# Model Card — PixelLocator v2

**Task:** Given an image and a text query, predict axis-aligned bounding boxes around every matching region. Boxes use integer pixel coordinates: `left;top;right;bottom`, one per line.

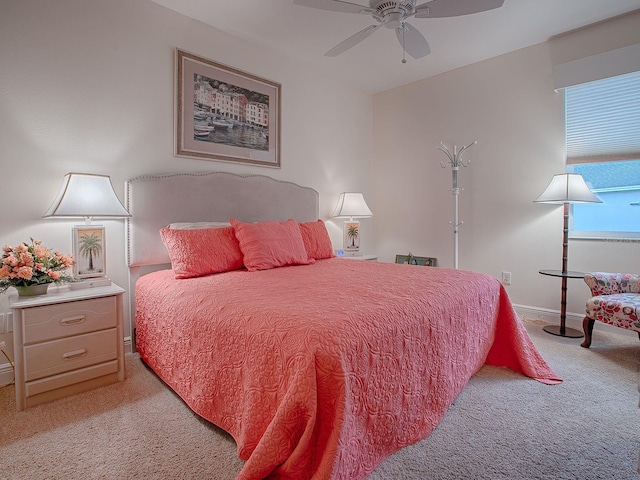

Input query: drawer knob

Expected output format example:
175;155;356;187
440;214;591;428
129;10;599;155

62;349;87;361
60;315;86;326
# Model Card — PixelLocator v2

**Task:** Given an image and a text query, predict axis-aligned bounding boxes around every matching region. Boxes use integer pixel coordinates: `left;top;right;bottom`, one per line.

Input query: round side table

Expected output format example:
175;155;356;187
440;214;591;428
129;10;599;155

539;269;585;338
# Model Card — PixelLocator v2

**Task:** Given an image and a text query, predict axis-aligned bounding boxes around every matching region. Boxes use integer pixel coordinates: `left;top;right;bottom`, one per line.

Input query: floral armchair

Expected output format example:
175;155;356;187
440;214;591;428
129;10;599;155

581;272;640;348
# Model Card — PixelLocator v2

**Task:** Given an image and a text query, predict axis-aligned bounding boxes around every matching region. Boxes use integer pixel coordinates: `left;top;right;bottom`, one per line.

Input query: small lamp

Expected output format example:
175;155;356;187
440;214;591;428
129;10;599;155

44;173;131;285
331;192;373;256
534;173;601;337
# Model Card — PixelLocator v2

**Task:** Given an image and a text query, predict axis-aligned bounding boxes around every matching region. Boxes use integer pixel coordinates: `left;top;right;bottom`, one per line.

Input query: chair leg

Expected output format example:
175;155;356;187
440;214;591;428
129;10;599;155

581;316;595;348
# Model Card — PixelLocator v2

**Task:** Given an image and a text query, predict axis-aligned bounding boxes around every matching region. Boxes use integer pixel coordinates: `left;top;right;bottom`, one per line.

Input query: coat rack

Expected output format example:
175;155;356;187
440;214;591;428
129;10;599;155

438;141;476;270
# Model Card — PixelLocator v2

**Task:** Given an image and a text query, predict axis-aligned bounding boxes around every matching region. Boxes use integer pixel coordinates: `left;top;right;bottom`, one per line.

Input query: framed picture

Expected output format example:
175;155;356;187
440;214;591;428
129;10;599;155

73;226;106;279
343;221;360;251
395;254;437;267
175;48;281;168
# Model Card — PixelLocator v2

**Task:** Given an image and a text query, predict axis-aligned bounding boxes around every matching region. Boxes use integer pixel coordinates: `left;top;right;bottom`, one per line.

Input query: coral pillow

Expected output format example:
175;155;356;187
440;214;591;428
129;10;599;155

230;218;312;271
299;220;335;260
160;226;244;279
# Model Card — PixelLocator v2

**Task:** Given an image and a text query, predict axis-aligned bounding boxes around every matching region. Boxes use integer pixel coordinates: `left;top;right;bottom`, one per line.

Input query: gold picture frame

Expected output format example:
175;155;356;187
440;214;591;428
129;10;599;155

175;49;281;168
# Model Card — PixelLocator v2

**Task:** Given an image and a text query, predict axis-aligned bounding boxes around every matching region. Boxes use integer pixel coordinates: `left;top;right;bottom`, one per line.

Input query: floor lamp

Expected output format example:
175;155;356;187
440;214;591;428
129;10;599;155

534;173;601;337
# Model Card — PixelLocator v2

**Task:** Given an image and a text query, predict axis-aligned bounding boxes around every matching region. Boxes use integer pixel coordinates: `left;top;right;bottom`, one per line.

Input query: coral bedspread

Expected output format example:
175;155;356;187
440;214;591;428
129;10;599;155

135;258;560;479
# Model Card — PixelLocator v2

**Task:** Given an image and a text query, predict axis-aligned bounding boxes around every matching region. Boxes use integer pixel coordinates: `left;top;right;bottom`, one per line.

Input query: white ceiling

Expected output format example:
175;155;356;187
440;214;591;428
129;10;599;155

151;0;640;93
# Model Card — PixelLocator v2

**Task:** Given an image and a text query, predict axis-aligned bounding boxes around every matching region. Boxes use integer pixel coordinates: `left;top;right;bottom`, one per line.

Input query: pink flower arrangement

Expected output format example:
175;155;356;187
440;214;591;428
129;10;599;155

0;239;75;294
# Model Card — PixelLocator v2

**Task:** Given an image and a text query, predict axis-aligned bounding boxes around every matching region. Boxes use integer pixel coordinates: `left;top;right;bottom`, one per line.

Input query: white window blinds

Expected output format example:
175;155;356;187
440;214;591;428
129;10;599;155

565;70;640;164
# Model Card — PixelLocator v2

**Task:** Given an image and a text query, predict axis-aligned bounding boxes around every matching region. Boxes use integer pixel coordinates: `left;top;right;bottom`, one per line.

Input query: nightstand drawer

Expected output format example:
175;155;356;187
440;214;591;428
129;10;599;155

25;360;119;398
24;328;118;381
22;296;117;344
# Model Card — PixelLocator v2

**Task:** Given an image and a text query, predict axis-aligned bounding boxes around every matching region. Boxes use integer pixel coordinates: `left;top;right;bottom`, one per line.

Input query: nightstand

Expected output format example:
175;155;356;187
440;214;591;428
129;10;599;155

11;283;125;411
337;254;378;261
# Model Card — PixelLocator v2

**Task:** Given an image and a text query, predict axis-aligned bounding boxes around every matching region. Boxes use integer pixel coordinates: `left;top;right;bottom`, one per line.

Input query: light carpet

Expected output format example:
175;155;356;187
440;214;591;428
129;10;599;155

0;321;638;479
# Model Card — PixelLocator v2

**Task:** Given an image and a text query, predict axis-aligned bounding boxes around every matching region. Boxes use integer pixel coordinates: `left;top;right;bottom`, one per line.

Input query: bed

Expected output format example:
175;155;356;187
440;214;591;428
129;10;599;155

126;172;560;480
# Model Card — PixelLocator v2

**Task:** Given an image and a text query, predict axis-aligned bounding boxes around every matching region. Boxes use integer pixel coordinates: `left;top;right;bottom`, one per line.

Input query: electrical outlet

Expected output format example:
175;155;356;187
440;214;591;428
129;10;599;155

0;340;5;351
501;271;512;285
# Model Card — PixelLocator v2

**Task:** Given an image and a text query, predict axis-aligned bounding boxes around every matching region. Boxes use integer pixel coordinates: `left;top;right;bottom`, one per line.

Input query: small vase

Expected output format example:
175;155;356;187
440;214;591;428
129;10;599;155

15;283;50;297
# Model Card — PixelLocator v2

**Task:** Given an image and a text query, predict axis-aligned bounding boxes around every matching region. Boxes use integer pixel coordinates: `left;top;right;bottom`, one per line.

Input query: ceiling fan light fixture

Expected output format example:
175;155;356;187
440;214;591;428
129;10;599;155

384;12;404;28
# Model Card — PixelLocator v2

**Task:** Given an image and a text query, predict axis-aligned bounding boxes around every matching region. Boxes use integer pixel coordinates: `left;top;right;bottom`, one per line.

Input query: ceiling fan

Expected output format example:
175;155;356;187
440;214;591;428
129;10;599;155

293;0;505;62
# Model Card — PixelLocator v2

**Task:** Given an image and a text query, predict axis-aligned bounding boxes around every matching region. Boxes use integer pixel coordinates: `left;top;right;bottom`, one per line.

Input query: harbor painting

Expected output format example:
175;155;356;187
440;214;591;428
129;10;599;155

175;49;281;168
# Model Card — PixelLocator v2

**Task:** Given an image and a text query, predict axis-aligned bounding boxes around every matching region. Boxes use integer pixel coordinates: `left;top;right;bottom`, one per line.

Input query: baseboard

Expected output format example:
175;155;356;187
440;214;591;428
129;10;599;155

513;304;584;330
124;336;133;354
0;361;14;387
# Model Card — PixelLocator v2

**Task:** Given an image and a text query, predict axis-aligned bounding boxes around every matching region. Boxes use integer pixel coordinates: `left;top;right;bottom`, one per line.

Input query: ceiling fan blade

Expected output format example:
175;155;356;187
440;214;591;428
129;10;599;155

293;0;374;15
396;23;431;59
325;23;383;57
415;0;504;18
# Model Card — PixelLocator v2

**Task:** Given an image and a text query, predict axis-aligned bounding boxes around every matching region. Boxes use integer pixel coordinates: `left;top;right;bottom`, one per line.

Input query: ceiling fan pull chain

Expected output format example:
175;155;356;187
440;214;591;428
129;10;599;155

401;23;407;64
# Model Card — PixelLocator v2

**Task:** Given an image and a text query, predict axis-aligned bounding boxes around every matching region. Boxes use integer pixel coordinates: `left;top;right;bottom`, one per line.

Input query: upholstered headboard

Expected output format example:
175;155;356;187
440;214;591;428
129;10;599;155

124;171;319;344
125;171;319;268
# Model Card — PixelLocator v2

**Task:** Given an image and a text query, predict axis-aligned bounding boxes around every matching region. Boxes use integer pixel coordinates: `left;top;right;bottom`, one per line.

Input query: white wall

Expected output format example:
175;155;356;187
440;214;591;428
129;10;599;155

0;0;373;354
372;42;640;326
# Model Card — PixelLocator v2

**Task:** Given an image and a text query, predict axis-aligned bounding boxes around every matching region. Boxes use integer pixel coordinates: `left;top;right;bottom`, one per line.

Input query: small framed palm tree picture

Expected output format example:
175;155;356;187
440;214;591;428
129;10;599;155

72;226;106;279
344;221;360;251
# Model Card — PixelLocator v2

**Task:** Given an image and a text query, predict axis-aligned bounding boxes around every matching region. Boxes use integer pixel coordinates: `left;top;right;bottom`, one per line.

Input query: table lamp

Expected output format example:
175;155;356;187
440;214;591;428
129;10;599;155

43;173;131;284
331;192;373;256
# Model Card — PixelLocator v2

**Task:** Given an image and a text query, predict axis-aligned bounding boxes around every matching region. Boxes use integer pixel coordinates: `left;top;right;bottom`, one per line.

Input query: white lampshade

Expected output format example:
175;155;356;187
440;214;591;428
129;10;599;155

533;173;602;204
331;192;373;219
43;173;131;220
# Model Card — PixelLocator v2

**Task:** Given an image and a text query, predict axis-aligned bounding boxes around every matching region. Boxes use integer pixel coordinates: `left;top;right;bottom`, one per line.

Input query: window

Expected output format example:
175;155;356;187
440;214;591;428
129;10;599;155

568;160;640;238
565;70;640;239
